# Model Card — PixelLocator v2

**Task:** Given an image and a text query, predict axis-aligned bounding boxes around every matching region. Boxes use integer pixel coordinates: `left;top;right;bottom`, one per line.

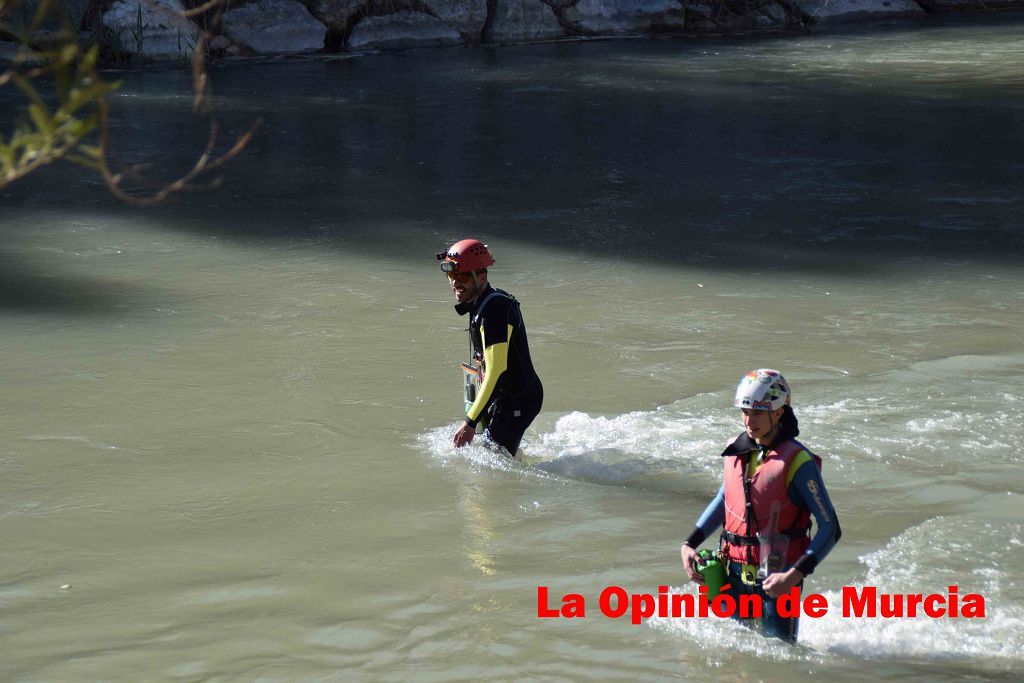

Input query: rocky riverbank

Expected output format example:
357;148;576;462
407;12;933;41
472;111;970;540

2;0;1023;62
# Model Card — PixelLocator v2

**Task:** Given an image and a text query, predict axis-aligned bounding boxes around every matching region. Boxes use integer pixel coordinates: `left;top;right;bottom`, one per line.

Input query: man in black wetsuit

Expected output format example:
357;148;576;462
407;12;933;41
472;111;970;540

438;239;543;456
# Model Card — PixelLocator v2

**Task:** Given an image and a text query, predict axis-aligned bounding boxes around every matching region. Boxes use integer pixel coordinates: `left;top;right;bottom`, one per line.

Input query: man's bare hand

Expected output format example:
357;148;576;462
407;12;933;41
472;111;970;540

453;423;476;447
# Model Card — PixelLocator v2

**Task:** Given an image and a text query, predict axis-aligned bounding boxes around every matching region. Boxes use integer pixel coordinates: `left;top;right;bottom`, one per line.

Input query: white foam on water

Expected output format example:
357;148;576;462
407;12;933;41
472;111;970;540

757;354;1024;487
523;404;735;491
652;516;1024;668
416;424;531;476
532;402;733;465
419;353;1024;493
417;396;737;491
800;516;1024;666
648;587;821;663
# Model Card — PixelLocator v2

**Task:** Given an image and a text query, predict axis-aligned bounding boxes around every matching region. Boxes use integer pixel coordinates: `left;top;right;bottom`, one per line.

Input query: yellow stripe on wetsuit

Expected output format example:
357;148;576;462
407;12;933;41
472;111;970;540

466;323;513;424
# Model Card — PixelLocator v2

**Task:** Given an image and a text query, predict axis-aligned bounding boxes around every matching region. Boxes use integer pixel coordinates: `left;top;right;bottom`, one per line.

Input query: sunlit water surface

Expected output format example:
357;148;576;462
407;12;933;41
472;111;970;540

2;13;1024;681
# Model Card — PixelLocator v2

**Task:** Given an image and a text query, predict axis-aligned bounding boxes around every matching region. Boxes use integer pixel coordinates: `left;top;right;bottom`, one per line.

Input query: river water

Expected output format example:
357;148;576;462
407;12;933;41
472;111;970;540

2;13;1024;681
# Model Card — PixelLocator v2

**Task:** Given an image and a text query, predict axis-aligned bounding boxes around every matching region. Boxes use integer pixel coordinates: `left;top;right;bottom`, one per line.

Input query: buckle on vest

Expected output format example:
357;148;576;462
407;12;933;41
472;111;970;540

723;531;758;547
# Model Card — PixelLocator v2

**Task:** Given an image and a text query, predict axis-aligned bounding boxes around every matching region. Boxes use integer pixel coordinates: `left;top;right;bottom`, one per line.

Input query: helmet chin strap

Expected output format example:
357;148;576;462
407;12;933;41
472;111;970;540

756;411;782;447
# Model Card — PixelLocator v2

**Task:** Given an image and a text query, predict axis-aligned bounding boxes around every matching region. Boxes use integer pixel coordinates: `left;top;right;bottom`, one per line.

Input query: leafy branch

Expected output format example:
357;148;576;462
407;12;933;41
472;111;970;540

0;0;260;204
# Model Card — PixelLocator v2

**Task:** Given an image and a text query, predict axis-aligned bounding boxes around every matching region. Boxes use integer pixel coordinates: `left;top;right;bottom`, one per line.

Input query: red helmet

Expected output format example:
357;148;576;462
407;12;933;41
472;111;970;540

436;239;494;273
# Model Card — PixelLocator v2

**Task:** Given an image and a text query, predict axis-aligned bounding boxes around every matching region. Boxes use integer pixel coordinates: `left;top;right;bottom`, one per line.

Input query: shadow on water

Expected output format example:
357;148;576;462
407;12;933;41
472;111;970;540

2;14;1024;312
0;249;158;314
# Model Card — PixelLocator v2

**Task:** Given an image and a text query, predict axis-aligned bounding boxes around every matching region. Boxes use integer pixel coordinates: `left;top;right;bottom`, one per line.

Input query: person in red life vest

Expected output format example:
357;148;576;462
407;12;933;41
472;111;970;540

438;239;543;456
679;369;841;642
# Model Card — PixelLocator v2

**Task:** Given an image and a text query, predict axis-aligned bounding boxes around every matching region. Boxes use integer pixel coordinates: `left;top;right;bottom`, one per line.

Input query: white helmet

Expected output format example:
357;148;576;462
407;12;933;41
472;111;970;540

734;369;790;411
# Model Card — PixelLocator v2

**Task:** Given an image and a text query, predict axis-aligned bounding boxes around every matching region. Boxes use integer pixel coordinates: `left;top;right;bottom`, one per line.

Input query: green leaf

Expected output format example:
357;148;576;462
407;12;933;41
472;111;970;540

28;104;55;136
0;143;15;174
76;144;103;160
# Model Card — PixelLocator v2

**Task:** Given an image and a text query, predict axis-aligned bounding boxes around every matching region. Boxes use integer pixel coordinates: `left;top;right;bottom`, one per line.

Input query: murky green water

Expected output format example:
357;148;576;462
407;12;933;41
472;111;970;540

2;14;1024;681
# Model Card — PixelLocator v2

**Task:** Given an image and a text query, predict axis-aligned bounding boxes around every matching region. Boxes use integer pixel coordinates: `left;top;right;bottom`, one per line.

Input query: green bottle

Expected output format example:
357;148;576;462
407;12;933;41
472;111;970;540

696;550;727;599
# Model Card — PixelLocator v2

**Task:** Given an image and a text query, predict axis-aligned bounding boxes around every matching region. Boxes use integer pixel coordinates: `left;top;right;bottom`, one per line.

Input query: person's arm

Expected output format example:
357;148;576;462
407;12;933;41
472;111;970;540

788;458;841;576
464;323;511;427
680;485;725;582
685;484;725;548
453;306;512;447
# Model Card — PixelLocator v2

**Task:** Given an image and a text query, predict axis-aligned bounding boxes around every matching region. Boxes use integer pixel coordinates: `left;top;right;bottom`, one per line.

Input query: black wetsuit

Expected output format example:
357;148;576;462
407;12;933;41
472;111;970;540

455;284;543;455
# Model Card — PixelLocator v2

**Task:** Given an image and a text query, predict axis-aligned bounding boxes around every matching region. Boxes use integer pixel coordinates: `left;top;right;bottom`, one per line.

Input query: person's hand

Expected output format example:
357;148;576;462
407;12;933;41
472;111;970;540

761;567;804;599
453;423;476;448
680;544;704;584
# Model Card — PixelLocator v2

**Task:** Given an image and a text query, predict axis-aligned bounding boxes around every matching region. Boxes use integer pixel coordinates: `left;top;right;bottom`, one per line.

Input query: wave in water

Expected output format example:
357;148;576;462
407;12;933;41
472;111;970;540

419;353;1024;494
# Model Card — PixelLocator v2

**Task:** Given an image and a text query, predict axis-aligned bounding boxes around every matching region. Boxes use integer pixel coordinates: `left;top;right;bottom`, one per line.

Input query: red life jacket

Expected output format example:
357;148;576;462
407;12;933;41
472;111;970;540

721;438;822;566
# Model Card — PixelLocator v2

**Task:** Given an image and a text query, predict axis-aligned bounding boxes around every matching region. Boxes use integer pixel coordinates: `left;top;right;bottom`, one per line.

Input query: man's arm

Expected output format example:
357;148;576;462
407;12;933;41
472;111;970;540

453;310;512;447
464;323;511;427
